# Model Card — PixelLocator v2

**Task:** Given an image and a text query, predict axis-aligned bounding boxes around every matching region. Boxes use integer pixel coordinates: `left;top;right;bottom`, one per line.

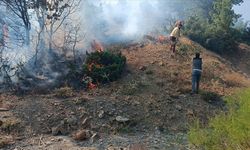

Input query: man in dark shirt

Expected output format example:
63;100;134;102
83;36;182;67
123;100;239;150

192;53;202;94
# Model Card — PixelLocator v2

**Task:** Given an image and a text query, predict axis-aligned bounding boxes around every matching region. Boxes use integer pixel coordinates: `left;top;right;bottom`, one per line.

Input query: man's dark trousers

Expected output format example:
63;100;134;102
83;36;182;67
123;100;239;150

192;72;201;94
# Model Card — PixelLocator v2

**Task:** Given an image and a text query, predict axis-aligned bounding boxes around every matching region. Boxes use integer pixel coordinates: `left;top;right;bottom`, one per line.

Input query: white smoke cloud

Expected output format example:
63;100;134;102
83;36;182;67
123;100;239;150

80;0;173;44
1;0;183;89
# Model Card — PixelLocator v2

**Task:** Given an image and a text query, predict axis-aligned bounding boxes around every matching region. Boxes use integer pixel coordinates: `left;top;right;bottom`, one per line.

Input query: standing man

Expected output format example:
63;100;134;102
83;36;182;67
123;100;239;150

170;21;183;54
192;53;202;94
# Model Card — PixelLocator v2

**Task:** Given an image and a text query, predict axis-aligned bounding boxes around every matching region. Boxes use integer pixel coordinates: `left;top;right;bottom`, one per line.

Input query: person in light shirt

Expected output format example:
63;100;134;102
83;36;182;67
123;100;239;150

170;21;183;54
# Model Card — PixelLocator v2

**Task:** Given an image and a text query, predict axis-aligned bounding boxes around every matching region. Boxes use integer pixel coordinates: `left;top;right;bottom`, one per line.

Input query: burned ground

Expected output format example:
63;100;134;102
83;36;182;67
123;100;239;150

0;37;250;149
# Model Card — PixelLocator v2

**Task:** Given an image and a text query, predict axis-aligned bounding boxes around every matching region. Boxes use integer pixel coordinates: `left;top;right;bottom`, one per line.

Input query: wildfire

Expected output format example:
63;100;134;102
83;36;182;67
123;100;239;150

91;39;104;53
87;62;103;72
157;35;168;43
144;34;168;43
82;76;97;90
88;82;97;89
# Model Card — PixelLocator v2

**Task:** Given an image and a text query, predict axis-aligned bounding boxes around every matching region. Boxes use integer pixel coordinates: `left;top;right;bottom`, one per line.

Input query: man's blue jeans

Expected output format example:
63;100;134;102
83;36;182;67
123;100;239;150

192;73;201;93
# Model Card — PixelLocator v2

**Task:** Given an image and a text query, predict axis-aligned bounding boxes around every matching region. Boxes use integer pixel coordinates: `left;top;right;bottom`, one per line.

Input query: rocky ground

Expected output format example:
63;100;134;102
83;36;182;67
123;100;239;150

1;37;250;150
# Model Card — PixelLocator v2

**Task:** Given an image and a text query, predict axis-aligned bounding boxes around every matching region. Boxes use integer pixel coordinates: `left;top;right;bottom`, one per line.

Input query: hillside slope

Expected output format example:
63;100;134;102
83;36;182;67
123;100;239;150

223;43;250;76
0;37;250;150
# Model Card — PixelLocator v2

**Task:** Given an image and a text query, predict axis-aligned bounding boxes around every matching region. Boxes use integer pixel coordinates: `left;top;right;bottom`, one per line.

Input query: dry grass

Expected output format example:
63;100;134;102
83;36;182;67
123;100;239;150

53;86;75;98
129;144;147;150
119;80;149;95
0;137;14;149
1;119;20;133
223;73;250;87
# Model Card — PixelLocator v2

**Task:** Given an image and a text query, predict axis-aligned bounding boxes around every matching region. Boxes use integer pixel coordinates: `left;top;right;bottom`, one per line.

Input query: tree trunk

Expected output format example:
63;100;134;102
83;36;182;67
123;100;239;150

49;23;53;53
25;27;30;46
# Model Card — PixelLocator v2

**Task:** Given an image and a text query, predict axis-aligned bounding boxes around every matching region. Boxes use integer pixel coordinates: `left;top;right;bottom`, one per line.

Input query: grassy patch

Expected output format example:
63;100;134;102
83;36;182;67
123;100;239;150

54;86;75;98
119;80;148;95
0;139;10;149
116;125;133;133
188;89;250;150
1;119;20;133
223;73;248;87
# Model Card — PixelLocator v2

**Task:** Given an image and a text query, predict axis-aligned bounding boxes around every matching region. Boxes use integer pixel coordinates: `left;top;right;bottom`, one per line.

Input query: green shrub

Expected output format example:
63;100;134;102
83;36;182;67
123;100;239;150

183;15;208;46
183;0;244;54
188;89;250;150
241;27;250;45
82;51;126;84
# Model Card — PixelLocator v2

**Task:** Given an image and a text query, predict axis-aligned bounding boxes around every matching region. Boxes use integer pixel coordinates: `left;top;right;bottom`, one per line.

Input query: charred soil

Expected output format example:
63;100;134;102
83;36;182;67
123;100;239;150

1;37;250;150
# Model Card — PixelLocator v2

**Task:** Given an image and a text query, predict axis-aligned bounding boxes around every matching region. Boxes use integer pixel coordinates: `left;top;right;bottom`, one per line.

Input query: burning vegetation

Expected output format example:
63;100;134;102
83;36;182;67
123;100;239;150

66;50;126;90
0;0;250;149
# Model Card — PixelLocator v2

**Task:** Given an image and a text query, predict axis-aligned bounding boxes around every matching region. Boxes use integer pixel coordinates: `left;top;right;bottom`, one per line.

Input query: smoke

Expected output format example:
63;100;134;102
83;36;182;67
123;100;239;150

1;0;191;90
80;0;173;44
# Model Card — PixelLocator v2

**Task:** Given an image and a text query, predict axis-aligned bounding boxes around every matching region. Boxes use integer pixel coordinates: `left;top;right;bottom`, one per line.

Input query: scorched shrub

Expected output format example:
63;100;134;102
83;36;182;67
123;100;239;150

82;51;126;84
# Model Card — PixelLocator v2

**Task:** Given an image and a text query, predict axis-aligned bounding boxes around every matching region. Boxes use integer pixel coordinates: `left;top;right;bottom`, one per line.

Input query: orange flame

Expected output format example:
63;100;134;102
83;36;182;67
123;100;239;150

91;40;104;52
157;35;167;43
88;82;97;89
87;63;103;72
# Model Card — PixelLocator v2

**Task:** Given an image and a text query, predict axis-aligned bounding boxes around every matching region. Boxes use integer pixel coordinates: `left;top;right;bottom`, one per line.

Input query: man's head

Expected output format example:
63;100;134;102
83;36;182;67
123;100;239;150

175;20;183;28
195;53;200;58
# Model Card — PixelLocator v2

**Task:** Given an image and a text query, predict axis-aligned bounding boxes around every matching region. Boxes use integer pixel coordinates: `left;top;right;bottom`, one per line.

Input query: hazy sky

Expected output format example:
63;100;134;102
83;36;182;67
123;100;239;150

234;0;250;21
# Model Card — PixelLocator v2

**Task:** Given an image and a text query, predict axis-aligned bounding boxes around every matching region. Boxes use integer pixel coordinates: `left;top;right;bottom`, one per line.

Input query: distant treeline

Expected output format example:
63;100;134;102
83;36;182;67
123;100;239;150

170;0;249;53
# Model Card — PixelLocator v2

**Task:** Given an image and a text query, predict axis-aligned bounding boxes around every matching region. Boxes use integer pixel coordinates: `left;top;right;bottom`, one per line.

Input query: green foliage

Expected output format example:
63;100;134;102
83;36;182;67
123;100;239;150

65;61;84;88
183;16;208;45
211;0;242;32
241;26;250;45
184;0;244;54
177;42;201;55
188;89;250;150
82;51;126;84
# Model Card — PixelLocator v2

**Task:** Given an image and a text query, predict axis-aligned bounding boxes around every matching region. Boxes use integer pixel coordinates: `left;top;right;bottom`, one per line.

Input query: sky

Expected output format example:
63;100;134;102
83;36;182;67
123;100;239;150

234;0;250;21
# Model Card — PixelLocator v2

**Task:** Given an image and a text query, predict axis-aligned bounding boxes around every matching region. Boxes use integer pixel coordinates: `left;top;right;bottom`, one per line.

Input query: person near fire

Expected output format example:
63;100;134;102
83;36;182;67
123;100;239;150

170;21;183;54
192;53;202;94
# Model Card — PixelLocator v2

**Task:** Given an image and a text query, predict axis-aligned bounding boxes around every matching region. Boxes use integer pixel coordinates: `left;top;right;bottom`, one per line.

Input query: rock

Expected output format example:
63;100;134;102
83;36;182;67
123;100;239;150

186;109;194;116
107;146;128;150
150;61;156;64
115;116;129;123
90;132;98;144
125;96;132;101
81;148;97;150
159;61;164;66
51;127;61;136
176;105;182;111
73;130;92;141
51;123;65;136
133;101;140;106
66;116;78;126
129;144;146;150
82;117;91;128
0;107;9;111
98;110;105;119
139;66;147;71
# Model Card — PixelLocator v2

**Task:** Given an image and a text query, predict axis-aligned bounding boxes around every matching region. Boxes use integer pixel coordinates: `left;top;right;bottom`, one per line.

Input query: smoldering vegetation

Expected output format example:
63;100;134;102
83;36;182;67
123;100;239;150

0;0;216;92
